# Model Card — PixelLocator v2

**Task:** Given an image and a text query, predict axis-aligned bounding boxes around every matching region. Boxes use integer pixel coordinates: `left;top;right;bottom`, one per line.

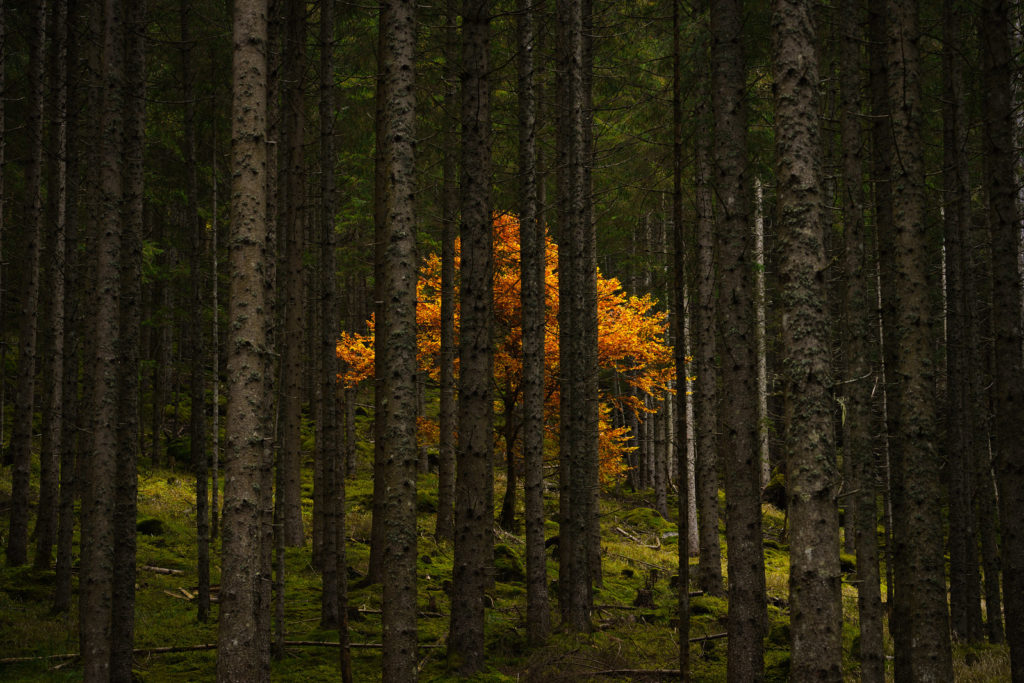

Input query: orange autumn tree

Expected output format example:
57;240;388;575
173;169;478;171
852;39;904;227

338;213;675;481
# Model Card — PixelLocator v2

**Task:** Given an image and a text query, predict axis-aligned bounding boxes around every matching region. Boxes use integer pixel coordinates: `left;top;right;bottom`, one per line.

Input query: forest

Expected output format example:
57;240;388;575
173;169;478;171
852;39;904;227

0;0;1022;680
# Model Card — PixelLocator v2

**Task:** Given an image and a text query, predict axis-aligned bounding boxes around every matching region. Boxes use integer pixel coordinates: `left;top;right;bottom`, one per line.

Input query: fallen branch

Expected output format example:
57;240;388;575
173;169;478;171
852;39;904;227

612;527;661;550
163;590;190;601
140;565;184;576
690;632;728;642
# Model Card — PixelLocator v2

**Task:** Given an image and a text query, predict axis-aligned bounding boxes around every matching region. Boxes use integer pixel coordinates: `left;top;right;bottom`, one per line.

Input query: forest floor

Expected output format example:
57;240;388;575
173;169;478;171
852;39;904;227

0;445;1012;681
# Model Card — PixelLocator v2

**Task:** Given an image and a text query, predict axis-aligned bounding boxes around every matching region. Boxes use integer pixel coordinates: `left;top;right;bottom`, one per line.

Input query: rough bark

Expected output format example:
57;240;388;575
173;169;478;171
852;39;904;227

111;2;145;677
79;0;125;677
671;2;690;676
379;1;419;679
435;0;457;543
181;0;210;623
279;0;307;548
710;0;767;677
692;33;724;596
838;0;884;677
942;0;983;644
217;0;271;678
981;0;1024;674
450;1;493;672
886;0;954;678
772;0;842;677
556;0;597;632
518;0;550;644
35;0;69;571
7;0;46;569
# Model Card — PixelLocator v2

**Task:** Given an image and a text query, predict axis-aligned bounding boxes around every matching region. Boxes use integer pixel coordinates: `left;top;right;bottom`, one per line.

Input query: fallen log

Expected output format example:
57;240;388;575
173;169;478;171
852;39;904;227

140;565;185;575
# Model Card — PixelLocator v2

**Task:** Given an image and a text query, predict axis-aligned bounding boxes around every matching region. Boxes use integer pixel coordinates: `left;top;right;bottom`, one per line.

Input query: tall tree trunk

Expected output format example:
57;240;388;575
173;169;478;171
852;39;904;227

754;178;771;489
886;0;954;678
692;19;724;594
7;0;46;568
53;0;82;612
217;0;271;678
211;138;221;541
671;2;690;676
772;0;842;677
181;0;211;623
111;2;145;676
981;0;1024;674
710;0;767;677
435;0;457;543
839;0;884;677
450;0;493;672
379;1;419;679
317;0;338;626
518;0;550;644
556;0;597;632
81;0;124;676
367;11;388;585
35;0;69;570
942;0;983;644
280;0;306;548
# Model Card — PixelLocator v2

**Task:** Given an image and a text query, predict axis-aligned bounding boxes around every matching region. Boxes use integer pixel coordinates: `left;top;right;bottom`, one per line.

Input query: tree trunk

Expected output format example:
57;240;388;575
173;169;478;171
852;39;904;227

35;0;69;571
111;3;145;676
838;0;884;677
692;5;724;595
7;0;46;569
671;2;690;675
886;0;954;678
80;0;125;676
942;0;983;644
435;0;458;543
710;0;767;677
771;0;842;677
279;0;307;548
519;0;550;644
379;1;419;679
981;0;1024;674
450;1;493;672
217;0;271;678
181;0;210;623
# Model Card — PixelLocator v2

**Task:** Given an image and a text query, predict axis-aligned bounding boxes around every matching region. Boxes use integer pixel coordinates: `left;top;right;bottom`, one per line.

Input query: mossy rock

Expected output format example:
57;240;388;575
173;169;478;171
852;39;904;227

137;517;166;536
690;595;727;616
493;544;524;583
621;507;672;533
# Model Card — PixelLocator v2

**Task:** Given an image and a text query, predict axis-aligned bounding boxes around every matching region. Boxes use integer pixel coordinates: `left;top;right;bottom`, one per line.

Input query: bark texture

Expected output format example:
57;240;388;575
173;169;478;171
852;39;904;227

379;1;419;680
518;0;550;645
886;0;954;678
450;0;493;672
839;0;884;677
709;0;767;677
217;0;271;678
771;0;842;677
981;0;1024;675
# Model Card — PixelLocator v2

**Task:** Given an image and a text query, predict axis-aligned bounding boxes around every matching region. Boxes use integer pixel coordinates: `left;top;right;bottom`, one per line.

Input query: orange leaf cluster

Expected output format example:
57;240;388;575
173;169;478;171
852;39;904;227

337;214;677;480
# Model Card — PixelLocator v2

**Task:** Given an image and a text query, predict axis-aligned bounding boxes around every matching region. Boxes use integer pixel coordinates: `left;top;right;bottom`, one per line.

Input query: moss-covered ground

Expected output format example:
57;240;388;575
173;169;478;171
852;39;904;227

0;441;1011;681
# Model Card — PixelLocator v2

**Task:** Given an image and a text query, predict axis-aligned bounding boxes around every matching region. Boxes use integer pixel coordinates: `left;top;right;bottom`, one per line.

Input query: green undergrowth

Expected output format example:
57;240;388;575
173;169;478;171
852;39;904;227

1;453;1012;681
